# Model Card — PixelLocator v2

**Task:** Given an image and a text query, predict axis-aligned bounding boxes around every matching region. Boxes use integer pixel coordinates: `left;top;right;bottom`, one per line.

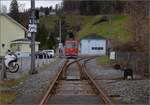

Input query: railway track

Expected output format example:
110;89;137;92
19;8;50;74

39;57;113;105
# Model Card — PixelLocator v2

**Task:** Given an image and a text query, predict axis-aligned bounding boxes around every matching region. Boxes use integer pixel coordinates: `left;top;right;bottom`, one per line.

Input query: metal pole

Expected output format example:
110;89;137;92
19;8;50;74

59;19;62;43
58;19;62;57
30;0;37;74
1;57;7;80
20;57;22;74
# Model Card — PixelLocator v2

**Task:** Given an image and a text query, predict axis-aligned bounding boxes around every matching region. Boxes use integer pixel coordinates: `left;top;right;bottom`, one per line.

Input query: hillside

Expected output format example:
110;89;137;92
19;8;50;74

77;15;131;43
39;15;132;43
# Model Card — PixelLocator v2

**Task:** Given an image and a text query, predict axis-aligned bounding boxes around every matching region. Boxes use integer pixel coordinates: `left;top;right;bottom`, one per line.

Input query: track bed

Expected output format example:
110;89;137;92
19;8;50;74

40;58;113;105
48;80;102;105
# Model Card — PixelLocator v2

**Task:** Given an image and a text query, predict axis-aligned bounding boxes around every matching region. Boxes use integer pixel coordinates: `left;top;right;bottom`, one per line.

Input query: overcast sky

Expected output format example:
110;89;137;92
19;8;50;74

1;0;62;12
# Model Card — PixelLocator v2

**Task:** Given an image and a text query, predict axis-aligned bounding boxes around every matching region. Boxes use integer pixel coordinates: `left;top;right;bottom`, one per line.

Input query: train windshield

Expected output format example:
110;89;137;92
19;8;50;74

65;42;78;48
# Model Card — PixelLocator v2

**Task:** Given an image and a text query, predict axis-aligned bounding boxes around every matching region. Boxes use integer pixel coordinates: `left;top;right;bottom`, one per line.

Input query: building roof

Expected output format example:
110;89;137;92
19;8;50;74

11;38;30;42
0;13;28;32
11;38;40;44
80;33;106;40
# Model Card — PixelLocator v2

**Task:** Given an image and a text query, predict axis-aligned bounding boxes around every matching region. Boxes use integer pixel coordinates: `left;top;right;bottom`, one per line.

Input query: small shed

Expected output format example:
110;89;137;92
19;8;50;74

80;34;107;55
11;39;40;57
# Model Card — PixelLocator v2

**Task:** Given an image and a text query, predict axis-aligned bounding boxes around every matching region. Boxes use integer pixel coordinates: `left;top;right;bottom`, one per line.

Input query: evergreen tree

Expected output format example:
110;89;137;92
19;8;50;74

9;0;19;22
45;7;49;16
46;32;56;49
36;24;48;49
0;5;7;13
19;10;30;28
53;16;70;44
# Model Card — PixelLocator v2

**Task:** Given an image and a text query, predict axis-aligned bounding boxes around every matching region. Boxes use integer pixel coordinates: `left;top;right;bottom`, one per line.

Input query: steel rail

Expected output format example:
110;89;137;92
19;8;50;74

82;58;114;105
69;56;97;65
39;56;112;105
65;57;89;68
39;60;69;105
60;57;89;79
68;57;113;105
39;58;88;105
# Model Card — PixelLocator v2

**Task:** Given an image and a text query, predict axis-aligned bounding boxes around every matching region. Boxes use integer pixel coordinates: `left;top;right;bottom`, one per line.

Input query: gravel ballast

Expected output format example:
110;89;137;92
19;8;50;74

86;59;150;105
9;58;65;105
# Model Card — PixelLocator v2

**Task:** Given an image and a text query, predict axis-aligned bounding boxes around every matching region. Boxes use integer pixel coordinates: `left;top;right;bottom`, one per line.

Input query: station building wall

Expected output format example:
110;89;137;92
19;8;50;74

80;39;106;55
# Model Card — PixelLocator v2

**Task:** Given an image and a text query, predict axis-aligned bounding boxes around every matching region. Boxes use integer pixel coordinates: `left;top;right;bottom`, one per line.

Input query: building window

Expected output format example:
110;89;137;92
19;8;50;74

98;47;104;50
92;47;104;50
92;47;98;50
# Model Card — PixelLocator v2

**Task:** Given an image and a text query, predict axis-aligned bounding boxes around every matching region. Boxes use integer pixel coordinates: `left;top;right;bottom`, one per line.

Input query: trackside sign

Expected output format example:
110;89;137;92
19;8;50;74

28;24;37;33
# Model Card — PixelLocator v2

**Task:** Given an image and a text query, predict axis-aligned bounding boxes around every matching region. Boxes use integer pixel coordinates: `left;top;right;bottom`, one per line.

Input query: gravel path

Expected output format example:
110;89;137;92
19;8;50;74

86;59;150;105
8;58;65;105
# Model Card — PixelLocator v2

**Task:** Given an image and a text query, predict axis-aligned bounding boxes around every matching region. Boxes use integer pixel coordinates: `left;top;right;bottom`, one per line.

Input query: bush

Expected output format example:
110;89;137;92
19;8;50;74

114;64;121;70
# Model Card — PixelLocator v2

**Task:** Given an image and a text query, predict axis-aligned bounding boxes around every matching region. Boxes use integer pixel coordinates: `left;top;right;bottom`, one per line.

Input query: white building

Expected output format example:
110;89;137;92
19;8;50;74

39;11;45;16
0;13;27;56
49;11;56;16
0;14;40;57
80;34;107;55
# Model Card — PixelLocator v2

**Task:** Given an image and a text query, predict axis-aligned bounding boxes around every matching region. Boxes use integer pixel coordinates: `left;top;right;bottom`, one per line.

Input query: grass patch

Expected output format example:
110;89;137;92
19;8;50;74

97;56;109;65
77;15;131;43
44;59;57;68
0;91;20;105
37;59;58;72
65;15;94;29
0;77;26;88
41;63;51;70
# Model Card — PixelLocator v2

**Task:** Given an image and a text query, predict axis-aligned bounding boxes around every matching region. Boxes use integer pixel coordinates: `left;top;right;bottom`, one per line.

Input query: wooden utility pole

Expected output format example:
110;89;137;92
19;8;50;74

30;0;37;74
148;0;150;77
0;57;7;80
58;19;63;57
59;19;62;44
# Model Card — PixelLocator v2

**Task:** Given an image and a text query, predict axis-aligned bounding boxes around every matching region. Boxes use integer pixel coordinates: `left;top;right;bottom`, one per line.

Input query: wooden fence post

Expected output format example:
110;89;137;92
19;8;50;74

1;56;7;80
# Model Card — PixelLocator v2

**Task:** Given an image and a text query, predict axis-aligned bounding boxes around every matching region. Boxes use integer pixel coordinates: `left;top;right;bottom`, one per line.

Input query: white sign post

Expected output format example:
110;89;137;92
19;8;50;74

27;32;31;38
110;51;116;60
28;24;37;33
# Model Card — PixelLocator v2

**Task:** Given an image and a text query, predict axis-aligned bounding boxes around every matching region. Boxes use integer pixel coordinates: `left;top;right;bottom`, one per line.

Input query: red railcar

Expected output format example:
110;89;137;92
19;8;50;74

64;40;78;57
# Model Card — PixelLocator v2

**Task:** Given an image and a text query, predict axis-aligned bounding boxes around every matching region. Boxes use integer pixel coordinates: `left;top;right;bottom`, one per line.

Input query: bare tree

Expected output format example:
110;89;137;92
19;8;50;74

18;3;25;12
124;1;149;77
0;5;7;13
124;1;149;52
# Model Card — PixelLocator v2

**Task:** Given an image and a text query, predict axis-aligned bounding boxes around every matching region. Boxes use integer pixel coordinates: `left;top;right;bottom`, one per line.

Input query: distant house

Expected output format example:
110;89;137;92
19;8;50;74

0;13;40;57
37;6;57;16
0;13;27;56
49;11;56;16
80;34;107;55
39;10;45;16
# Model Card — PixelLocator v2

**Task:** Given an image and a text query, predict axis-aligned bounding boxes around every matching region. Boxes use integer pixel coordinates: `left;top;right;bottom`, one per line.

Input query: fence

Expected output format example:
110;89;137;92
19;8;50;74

0;56;54;79
18;56;53;74
114;52;149;77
